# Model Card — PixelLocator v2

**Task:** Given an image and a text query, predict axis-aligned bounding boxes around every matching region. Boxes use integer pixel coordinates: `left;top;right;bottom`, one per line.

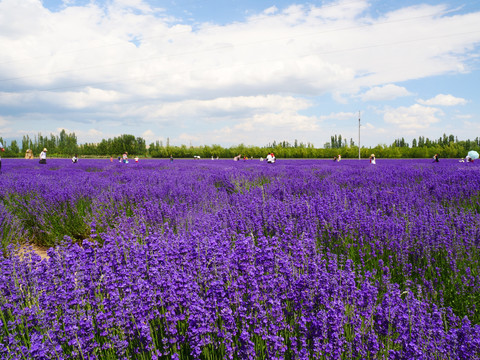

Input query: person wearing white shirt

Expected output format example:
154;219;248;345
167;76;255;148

266;153;276;164
39;148;47;164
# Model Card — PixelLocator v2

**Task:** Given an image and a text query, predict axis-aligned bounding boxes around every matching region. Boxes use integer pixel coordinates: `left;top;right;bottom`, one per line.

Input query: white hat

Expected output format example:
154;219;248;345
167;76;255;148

43;148;48;152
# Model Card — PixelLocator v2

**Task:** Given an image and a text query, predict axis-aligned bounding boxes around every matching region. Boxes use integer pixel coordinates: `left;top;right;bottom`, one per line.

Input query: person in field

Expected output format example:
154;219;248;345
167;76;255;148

369;153;376;165
266;153;276;164
170;154;174;163
122;152;129;164
0;141;4;172
25;149;34;159
39;148;47;164
72;154;78;163
433;154;439;162
134;156;139;163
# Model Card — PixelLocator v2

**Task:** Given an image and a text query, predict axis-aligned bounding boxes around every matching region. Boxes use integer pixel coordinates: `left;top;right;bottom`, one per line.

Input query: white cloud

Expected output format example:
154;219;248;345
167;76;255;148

204;111;321;146
46;88;125;109
463;120;480;130
455;114;472;119
127;95;312;122
0;92;31;106
362;122;387;134
247;112;319;131
3;0;478;103
384;104;442;129
0;116;9;127
142;129;154;137
58;127;104;142
319;112;357;121
417;94;467;106
360;84;413;101
142;129;163;143
263;6;278;15
175;133;200;145
72;128;104;143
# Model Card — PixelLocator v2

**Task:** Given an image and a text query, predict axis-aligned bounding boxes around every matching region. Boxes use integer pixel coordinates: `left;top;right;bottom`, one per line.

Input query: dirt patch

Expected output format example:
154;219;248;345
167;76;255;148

15;244;49;260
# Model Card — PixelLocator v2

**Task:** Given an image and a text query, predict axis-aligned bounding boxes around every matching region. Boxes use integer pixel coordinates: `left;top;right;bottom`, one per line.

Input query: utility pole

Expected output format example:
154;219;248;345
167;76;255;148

358;111;361;159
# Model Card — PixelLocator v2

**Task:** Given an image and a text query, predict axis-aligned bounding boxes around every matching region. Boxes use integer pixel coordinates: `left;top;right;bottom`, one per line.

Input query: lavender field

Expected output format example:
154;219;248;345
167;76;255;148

0;158;479;359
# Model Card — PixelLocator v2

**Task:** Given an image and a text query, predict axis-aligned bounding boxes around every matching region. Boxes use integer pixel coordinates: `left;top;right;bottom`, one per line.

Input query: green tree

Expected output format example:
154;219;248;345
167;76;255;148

9;140;20;156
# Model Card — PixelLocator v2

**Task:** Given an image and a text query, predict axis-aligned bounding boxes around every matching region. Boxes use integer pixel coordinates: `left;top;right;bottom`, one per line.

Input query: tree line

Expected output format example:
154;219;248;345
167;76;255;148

0;131;479;159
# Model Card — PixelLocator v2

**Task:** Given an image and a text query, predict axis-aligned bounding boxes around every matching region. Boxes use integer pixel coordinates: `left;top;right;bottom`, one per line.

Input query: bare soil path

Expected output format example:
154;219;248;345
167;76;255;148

15;244;49;260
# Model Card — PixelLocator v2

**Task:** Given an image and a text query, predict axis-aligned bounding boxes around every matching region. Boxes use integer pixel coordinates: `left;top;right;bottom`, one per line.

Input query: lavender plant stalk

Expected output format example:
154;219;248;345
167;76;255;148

0;158;479;359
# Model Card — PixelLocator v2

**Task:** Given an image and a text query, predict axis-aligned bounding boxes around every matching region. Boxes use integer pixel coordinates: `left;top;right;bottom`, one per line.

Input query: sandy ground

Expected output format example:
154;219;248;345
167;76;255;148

15;244;49;260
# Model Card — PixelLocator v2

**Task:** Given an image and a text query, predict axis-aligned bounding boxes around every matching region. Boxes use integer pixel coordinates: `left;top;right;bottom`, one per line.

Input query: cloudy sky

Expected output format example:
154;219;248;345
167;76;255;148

0;0;479;147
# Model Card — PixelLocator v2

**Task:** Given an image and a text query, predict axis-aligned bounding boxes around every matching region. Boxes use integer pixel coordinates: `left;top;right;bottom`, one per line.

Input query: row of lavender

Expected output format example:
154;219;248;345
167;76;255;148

0;158;479;359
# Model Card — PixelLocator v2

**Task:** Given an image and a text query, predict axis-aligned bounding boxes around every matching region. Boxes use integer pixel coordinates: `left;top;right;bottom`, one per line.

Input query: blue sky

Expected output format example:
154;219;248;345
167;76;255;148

0;0;479;148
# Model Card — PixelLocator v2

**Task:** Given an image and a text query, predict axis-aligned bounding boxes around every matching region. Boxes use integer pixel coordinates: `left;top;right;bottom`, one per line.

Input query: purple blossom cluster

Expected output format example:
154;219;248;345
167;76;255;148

0;158;479;359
